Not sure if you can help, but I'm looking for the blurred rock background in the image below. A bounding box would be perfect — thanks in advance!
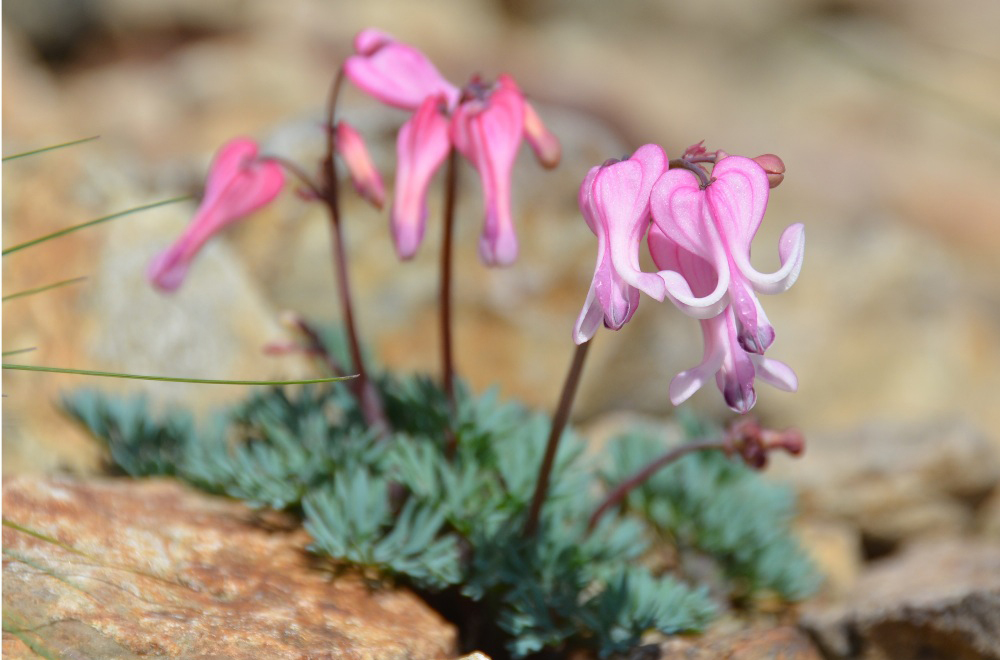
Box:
[3,0,1000,655]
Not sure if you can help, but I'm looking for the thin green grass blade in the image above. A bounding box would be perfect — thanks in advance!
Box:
[2,347,37,357]
[3,196,190,256]
[3,276,87,302]
[2,363,355,385]
[2,519,87,557]
[2,135,100,162]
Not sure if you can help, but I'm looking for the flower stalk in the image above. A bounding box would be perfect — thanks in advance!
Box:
[440,149,460,406]
[523,338,592,537]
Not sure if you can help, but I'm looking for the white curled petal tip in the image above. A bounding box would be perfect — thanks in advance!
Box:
[752,355,798,392]
[735,223,805,295]
[572,291,603,345]
[658,267,730,319]
[669,354,724,405]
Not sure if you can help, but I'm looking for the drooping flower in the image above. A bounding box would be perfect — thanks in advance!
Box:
[650,155,804,354]
[648,224,797,413]
[573,144,667,343]
[344,28,559,265]
[335,121,386,209]
[148,138,284,292]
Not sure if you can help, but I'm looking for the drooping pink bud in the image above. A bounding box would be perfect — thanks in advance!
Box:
[147,138,284,292]
[752,153,785,188]
[522,98,560,169]
[336,121,385,209]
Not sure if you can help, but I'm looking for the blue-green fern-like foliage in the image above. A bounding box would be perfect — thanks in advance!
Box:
[63,373,817,658]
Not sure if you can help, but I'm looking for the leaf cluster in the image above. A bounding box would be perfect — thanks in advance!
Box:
[63,377,816,657]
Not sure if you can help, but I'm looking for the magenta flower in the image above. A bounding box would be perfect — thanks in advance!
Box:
[148,138,284,292]
[648,224,798,413]
[344,28,559,265]
[650,156,804,353]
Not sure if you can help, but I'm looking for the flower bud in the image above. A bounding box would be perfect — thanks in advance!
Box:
[752,154,785,189]
[336,121,386,209]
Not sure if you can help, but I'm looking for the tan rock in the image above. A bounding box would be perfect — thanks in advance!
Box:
[1,476,456,659]
[801,538,1000,660]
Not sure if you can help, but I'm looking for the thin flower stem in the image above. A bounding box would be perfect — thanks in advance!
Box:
[259,155,324,199]
[523,339,592,537]
[318,68,387,433]
[440,149,459,406]
[586,437,726,533]
[668,158,713,188]
[284,313,347,377]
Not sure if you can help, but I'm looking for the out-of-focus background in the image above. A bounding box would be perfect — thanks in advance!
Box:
[3,0,1000,636]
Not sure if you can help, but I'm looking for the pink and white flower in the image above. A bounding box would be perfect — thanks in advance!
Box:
[648,224,798,413]
[650,156,804,353]
[345,28,559,265]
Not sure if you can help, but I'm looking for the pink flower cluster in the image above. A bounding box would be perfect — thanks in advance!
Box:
[344,28,560,265]
[574,144,805,413]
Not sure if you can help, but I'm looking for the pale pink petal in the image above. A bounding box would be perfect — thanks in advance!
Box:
[669,317,725,405]
[736,222,805,294]
[751,355,798,392]
[573,283,605,345]
[595,143,667,300]
[451,84,525,266]
[148,138,284,292]
[390,95,451,259]
[336,121,385,209]
[345,31,459,111]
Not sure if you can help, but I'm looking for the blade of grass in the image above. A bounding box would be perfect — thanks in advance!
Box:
[2,363,356,385]
[3,196,190,256]
[2,347,37,357]
[3,276,87,302]
[2,135,100,162]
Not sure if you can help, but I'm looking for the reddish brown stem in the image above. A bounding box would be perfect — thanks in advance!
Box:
[586,438,726,533]
[440,149,459,408]
[523,340,592,537]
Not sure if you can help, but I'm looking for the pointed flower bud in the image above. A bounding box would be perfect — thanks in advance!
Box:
[147,138,284,292]
[522,98,561,169]
[335,121,385,209]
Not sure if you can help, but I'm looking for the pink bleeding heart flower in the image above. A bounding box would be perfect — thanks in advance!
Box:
[345,29,560,265]
[147,138,284,292]
[335,121,386,209]
[572,144,668,343]
[648,224,797,413]
[650,155,804,353]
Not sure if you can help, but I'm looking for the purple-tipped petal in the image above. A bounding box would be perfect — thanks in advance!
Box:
[148,138,284,292]
[336,121,385,209]
[390,95,451,260]
[345,30,459,111]
[451,83,525,266]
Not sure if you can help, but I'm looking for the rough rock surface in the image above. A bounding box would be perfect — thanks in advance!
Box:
[658,624,822,660]
[769,418,1000,549]
[1,476,456,659]
[801,539,1000,660]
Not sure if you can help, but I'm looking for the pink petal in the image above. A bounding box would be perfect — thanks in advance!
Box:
[336,121,385,209]
[647,222,730,319]
[737,222,805,295]
[705,156,770,254]
[344,31,459,111]
[148,138,284,292]
[451,84,525,266]
[390,95,451,260]
[594,144,667,300]
[752,355,798,392]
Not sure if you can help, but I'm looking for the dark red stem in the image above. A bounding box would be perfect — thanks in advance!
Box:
[523,339,592,537]
[440,149,459,407]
